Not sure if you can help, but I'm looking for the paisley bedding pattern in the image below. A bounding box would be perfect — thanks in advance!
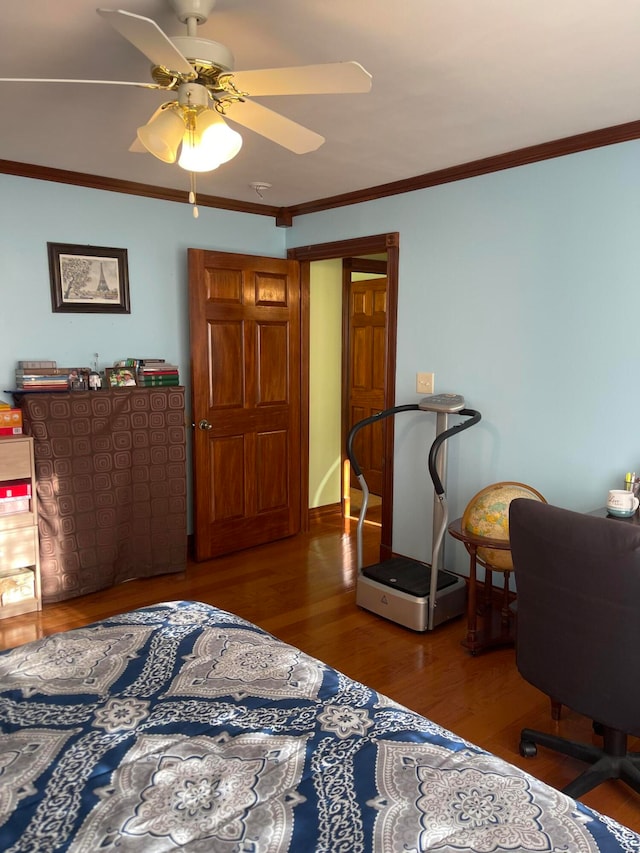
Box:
[1,600,639,852]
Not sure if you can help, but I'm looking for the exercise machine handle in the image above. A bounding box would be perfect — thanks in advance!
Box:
[428,408,482,496]
[347,404,419,476]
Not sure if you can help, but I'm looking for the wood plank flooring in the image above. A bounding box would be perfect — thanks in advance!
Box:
[2,512,639,833]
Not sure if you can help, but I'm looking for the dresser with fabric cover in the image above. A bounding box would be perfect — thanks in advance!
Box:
[19,387,187,602]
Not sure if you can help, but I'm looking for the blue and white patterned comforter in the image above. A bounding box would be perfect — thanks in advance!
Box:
[1,600,639,852]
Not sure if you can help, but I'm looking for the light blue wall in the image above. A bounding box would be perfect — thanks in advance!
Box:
[0,174,285,535]
[5,140,640,574]
[0,175,285,400]
[288,139,640,574]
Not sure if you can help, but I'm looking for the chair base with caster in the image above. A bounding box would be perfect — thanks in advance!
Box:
[519,725,640,799]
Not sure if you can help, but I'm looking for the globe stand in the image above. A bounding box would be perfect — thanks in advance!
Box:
[449,482,547,653]
[448,517,517,654]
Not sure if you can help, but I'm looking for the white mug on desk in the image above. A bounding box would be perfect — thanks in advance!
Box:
[607,489,639,517]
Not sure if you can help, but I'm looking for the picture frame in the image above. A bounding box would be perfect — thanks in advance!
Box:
[48,243,130,314]
[68,368,91,391]
[105,367,138,388]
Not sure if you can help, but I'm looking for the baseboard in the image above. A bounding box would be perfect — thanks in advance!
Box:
[308,502,342,521]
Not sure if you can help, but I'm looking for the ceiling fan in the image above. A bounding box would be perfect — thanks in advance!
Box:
[0,0,372,214]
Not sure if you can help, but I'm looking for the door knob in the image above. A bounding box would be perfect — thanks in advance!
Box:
[198,419,213,431]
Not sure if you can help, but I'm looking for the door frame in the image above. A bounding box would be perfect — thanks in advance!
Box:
[288,232,399,560]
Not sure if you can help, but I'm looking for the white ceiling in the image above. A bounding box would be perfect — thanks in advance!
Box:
[2,0,640,209]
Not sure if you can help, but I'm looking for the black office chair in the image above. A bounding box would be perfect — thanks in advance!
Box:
[509,498,640,799]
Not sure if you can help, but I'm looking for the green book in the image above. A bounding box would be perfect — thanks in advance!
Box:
[139,377,180,386]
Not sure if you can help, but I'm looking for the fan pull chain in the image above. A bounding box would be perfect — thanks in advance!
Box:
[184,107,199,218]
[189,171,199,218]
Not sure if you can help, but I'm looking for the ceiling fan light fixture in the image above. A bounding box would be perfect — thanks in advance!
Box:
[199,111,243,165]
[178,108,242,172]
[178,134,220,172]
[136,105,185,164]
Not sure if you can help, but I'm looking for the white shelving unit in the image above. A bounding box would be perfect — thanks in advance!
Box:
[0,436,41,618]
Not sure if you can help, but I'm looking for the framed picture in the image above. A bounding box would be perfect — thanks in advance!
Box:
[105,367,138,388]
[68,368,90,391]
[48,243,130,314]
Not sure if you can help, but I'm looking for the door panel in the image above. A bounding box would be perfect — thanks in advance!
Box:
[257,323,288,402]
[189,249,301,560]
[257,430,288,511]
[212,436,245,519]
[210,322,244,407]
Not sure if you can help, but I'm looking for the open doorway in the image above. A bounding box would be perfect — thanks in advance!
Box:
[288,233,399,561]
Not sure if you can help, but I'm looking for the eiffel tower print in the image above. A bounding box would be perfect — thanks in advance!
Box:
[97,262,110,296]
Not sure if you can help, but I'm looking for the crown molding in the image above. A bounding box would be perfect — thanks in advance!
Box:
[284,118,640,219]
[0,159,282,219]
[2,118,640,226]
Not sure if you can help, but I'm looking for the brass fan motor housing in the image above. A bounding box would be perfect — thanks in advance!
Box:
[151,60,226,92]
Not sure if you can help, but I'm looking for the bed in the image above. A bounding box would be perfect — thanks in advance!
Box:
[1,600,639,852]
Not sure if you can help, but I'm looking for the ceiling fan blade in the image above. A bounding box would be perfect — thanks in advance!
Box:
[0,78,162,89]
[229,61,372,97]
[97,9,194,77]
[224,100,324,154]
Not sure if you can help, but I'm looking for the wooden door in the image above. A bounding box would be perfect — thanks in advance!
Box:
[348,277,387,496]
[189,249,301,560]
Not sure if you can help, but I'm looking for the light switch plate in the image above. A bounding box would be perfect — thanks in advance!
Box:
[416,372,434,394]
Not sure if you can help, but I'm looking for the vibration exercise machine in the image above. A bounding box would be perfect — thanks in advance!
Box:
[347,393,481,632]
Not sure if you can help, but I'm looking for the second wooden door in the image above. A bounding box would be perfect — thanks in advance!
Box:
[347,277,387,496]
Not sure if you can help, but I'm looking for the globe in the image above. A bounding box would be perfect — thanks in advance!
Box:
[461,481,546,571]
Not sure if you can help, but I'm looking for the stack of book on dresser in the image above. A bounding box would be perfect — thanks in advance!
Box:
[137,359,180,387]
[15,361,86,391]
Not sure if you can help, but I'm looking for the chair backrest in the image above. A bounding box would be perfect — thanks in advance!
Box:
[509,498,640,735]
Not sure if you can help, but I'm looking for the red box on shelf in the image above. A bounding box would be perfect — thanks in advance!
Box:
[0,482,31,499]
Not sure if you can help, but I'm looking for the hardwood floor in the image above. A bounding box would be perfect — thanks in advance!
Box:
[347,485,382,524]
[2,512,639,833]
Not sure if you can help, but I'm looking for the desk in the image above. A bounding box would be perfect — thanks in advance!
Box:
[448,517,515,654]
[590,506,640,524]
